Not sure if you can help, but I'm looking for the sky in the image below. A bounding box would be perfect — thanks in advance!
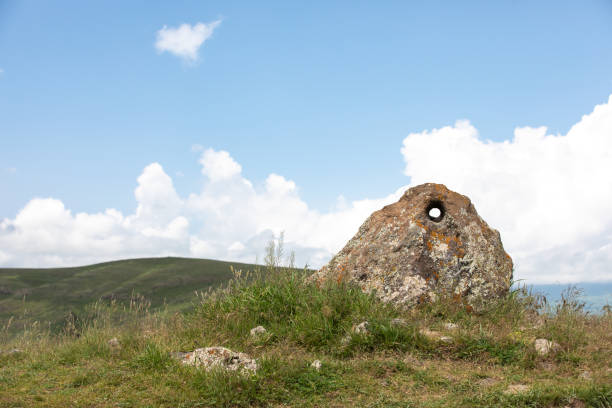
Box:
[1,1,612,283]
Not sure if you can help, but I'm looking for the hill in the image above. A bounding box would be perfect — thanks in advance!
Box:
[0,257,257,333]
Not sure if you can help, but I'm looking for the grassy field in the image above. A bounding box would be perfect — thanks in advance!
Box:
[1,262,610,407]
[0,257,257,334]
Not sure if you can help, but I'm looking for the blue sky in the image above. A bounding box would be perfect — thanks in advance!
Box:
[1,1,612,283]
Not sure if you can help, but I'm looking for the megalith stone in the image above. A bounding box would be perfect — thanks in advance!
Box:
[312,183,513,311]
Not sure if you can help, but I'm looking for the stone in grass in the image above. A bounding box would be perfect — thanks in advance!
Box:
[443,322,459,330]
[108,337,120,350]
[250,325,267,338]
[534,338,560,356]
[178,347,258,374]
[311,183,513,312]
[353,321,370,334]
[504,384,530,395]
[311,360,322,371]
[477,377,498,387]
[340,321,370,345]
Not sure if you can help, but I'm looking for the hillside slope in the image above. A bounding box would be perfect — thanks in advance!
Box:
[0,257,256,332]
[1,267,610,407]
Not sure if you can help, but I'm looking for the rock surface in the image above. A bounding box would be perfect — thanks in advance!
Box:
[504,384,530,395]
[178,346,257,374]
[443,322,459,331]
[250,326,267,338]
[352,321,370,334]
[311,183,513,311]
[534,338,560,356]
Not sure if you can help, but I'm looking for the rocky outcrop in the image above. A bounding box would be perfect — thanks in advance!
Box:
[312,183,513,311]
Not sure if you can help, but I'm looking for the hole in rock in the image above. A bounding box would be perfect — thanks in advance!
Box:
[426,201,445,222]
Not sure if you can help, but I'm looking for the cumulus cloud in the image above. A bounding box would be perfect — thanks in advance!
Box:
[401,95,612,283]
[200,148,242,181]
[1,96,612,284]
[0,152,403,269]
[155,20,221,62]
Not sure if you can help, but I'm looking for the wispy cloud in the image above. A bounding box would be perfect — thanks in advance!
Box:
[155,20,221,62]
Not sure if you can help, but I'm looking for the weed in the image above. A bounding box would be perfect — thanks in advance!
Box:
[134,342,172,371]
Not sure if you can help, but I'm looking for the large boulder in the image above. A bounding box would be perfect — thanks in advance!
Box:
[312,183,513,311]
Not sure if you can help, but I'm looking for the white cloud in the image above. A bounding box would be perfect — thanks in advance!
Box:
[400,95,612,283]
[1,96,612,284]
[155,20,221,62]
[200,148,242,181]
[0,150,403,269]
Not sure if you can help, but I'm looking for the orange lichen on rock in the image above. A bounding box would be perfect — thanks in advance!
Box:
[310,183,513,312]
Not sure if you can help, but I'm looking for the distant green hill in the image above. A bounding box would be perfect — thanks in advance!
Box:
[0,257,258,334]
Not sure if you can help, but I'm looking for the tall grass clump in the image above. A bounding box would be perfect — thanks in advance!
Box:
[188,235,418,355]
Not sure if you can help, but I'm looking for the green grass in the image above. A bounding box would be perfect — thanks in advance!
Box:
[0,257,257,335]
[1,263,611,407]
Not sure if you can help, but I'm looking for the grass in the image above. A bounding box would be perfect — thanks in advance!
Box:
[0,257,257,335]
[0,259,611,407]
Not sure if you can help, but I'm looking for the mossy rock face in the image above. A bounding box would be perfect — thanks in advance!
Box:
[312,183,513,312]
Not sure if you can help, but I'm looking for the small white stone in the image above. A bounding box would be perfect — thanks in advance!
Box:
[477,377,498,387]
[353,321,370,334]
[250,326,267,337]
[182,346,258,374]
[443,322,459,330]
[108,337,120,348]
[534,338,560,356]
[311,360,322,371]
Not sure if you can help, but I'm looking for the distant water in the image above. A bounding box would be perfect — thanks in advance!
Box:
[519,282,612,314]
